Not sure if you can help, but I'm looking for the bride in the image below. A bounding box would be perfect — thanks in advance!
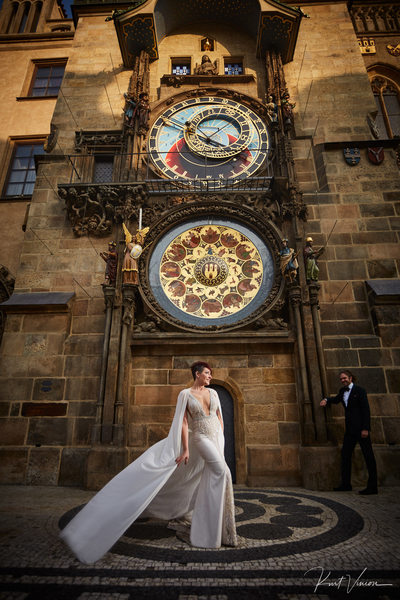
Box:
[60,361,237,563]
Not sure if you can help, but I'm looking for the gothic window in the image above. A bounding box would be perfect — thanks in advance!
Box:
[30,1,42,33]
[171,58,191,75]
[29,62,66,97]
[93,155,114,183]
[224,59,243,75]
[3,142,44,197]
[18,2,30,33]
[370,74,400,139]
[5,2,18,33]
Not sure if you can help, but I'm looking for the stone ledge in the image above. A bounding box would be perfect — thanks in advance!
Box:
[0,292,75,313]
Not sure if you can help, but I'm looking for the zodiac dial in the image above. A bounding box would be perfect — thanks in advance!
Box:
[148,97,269,185]
[148,220,275,328]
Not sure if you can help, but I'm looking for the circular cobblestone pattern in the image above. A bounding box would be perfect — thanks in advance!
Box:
[59,489,364,563]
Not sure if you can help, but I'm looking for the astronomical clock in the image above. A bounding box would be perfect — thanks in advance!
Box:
[138,91,283,333]
[148,96,269,185]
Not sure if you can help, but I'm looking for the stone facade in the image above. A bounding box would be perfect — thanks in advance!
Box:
[0,0,399,490]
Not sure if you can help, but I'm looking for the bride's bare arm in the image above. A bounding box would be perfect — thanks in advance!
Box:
[175,411,189,465]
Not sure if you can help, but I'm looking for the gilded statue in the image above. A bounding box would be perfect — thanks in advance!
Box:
[122,223,150,284]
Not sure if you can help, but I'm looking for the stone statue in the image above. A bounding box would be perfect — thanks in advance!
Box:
[123,93,136,128]
[122,223,150,285]
[304,236,324,282]
[100,241,118,286]
[194,55,218,75]
[136,92,151,135]
[266,95,278,123]
[279,238,298,283]
[281,91,296,126]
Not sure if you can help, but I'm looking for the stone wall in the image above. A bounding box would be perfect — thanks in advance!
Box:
[285,2,400,465]
[0,3,399,488]
[128,341,301,486]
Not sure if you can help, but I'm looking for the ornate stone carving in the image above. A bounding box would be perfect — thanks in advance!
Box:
[288,284,302,307]
[387,41,400,56]
[253,316,288,330]
[308,282,321,308]
[122,284,136,327]
[124,50,150,137]
[74,130,123,153]
[59,184,288,236]
[44,123,58,153]
[277,184,308,222]
[194,55,218,75]
[350,3,400,35]
[58,184,149,236]
[135,314,164,333]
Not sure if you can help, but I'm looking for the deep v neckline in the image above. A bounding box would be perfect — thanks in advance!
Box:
[189,389,212,417]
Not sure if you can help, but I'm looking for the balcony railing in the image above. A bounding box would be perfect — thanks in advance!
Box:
[60,151,273,194]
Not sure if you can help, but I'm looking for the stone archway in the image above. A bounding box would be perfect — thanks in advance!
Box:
[209,383,237,483]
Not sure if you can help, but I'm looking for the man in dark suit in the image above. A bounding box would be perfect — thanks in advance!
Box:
[320,370,378,495]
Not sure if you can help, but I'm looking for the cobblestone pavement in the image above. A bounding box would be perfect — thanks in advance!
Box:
[0,485,399,599]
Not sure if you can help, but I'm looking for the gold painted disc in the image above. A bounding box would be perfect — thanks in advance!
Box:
[159,224,263,319]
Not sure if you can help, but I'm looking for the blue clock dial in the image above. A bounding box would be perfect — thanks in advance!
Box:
[148,97,269,185]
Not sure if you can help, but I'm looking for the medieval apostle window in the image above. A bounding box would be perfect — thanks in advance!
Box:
[29,61,66,97]
[370,74,400,139]
[3,142,44,197]
[224,58,243,75]
[171,58,191,75]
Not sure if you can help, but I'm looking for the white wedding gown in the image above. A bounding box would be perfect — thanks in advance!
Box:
[60,388,237,563]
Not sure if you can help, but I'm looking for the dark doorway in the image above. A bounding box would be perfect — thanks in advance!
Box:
[209,384,237,483]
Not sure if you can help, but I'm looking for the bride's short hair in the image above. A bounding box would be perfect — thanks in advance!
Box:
[191,361,212,380]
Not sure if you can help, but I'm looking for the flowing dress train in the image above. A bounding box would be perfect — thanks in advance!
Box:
[60,388,236,563]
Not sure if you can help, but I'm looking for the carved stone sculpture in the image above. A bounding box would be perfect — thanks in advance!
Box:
[194,55,218,75]
[100,241,118,286]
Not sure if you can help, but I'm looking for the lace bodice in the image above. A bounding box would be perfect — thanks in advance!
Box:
[186,390,221,441]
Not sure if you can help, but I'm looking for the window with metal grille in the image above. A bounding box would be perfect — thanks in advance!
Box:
[4,143,44,197]
[93,156,114,183]
[224,60,243,75]
[30,63,66,97]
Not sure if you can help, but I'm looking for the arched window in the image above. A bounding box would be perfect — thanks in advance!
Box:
[30,1,42,33]
[18,2,31,34]
[369,68,400,139]
[6,2,19,33]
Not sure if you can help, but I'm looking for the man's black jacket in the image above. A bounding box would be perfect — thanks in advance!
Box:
[326,384,371,435]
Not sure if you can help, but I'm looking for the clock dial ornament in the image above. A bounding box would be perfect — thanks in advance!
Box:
[148,97,269,185]
[147,219,276,329]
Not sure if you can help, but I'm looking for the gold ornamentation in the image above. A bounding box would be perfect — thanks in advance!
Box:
[358,38,376,54]
[387,42,400,57]
[159,225,263,320]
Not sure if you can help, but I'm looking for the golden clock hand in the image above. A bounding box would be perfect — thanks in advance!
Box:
[162,117,189,130]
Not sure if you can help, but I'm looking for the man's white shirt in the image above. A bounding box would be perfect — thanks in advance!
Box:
[343,382,353,407]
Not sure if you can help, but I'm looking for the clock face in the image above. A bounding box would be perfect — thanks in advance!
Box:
[148,97,269,186]
[148,218,275,328]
